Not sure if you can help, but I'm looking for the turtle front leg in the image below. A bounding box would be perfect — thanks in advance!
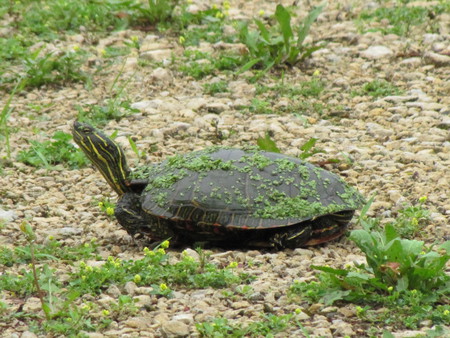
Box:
[115,193,175,242]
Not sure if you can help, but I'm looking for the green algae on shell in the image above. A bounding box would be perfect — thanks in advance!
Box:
[131,147,365,226]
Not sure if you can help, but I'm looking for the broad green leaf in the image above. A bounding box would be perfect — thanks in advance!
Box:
[254,19,270,42]
[237,58,261,74]
[359,194,375,220]
[321,289,351,305]
[396,275,409,291]
[439,240,450,253]
[384,224,399,242]
[311,265,349,276]
[346,271,372,281]
[382,330,396,338]
[275,5,293,54]
[257,132,280,153]
[300,137,317,152]
[297,5,324,46]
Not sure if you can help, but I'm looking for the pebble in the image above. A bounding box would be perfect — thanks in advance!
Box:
[360,45,393,59]
[150,67,173,85]
[0,208,18,222]
[124,281,138,296]
[23,297,41,312]
[140,49,173,62]
[424,51,450,67]
[172,313,194,324]
[160,320,190,337]
[125,317,151,329]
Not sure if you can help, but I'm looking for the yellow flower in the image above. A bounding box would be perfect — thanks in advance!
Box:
[134,274,142,283]
[387,286,393,292]
[84,243,90,248]
[48,235,54,240]
[444,310,449,316]
[160,283,168,291]
[81,304,91,311]
[131,35,139,42]
[102,309,110,316]
[294,308,302,314]
[419,196,427,203]
[157,248,166,255]
[223,1,230,10]
[215,11,224,19]
[106,207,114,216]
[228,261,238,268]
[161,240,170,249]
[73,45,80,52]
[258,10,265,16]
[179,36,185,44]
[313,69,321,76]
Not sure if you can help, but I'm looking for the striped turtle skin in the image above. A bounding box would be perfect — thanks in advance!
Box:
[73,121,365,249]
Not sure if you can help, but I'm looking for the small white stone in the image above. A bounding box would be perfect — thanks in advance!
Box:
[161,320,190,337]
[140,49,172,62]
[360,45,393,59]
[0,209,18,222]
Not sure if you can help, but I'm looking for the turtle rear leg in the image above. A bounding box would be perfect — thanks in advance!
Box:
[270,225,313,249]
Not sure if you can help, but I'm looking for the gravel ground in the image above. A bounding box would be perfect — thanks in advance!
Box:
[1,0,449,337]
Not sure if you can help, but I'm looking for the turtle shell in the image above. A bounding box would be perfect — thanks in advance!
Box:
[133,147,365,230]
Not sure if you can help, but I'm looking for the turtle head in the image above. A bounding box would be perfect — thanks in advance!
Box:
[72,121,131,195]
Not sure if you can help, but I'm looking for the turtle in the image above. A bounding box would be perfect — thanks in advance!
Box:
[72,121,365,249]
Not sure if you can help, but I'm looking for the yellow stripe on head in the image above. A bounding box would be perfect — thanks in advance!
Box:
[72,121,131,195]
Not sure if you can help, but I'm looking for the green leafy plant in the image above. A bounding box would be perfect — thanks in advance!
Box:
[203,80,229,95]
[237,4,324,76]
[15,48,90,88]
[257,132,281,153]
[17,131,88,169]
[97,198,116,218]
[69,244,251,295]
[196,313,294,337]
[298,138,325,160]
[290,198,450,330]
[134,0,177,26]
[357,4,447,36]
[351,79,403,98]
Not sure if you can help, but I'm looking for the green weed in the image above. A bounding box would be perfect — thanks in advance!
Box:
[69,244,251,296]
[17,131,88,169]
[203,80,229,95]
[237,4,324,77]
[289,198,450,330]
[196,313,294,337]
[0,77,27,159]
[97,198,116,218]
[351,79,403,98]
[14,0,130,38]
[3,48,91,89]
[257,132,281,153]
[358,4,445,36]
